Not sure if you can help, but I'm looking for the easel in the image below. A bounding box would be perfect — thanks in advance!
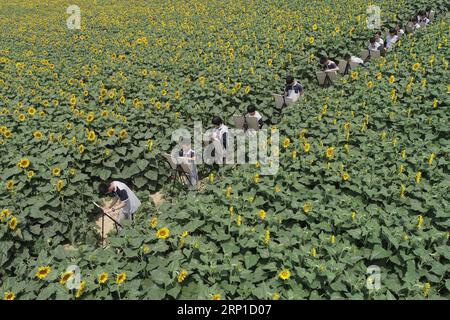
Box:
[316,71,336,88]
[234,115,260,132]
[93,202,123,248]
[163,153,193,191]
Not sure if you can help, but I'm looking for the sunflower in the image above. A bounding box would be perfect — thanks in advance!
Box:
[388,75,395,84]
[28,107,36,116]
[18,158,30,169]
[367,81,374,88]
[59,271,73,285]
[150,217,158,229]
[312,23,318,31]
[264,229,270,245]
[304,143,311,153]
[423,283,431,297]
[342,172,350,181]
[98,272,108,284]
[33,131,43,140]
[237,215,242,226]
[309,36,314,45]
[412,62,421,72]
[326,147,334,159]
[6,180,14,190]
[0,209,11,221]
[312,247,317,257]
[416,171,422,184]
[56,180,65,192]
[283,137,290,149]
[272,293,280,300]
[259,209,267,220]
[52,168,61,176]
[18,114,26,122]
[79,144,85,154]
[106,128,115,137]
[86,112,95,123]
[428,153,436,166]
[116,272,126,285]
[303,202,312,213]
[417,215,424,229]
[156,227,170,239]
[4,292,15,300]
[36,266,52,279]
[119,129,128,139]
[178,270,188,283]
[87,130,96,142]
[343,122,350,131]
[253,173,260,183]
[279,269,291,280]
[331,235,336,244]
[75,280,86,298]
[9,217,18,230]
[351,71,358,80]
[274,185,281,193]
[212,294,221,300]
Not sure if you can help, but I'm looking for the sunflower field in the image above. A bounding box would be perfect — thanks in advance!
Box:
[0,0,449,300]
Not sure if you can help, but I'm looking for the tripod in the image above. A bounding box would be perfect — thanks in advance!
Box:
[94,202,123,248]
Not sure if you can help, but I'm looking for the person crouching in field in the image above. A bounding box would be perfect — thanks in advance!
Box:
[99,180,141,231]
[179,138,198,189]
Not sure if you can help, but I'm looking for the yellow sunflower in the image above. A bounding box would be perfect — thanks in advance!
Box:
[303,202,312,213]
[6,180,14,190]
[59,271,73,285]
[33,131,43,140]
[18,158,30,169]
[116,272,126,285]
[36,266,52,280]
[52,168,61,176]
[98,272,108,284]
[259,209,267,220]
[156,227,170,239]
[9,216,18,230]
[326,147,334,159]
[279,269,291,280]
[212,294,221,300]
[178,270,188,283]
[4,292,15,300]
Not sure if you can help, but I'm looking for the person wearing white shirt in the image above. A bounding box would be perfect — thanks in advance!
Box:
[344,53,364,65]
[395,24,405,37]
[211,116,229,163]
[99,180,141,231]
[385,29,398,51]
[368,37,381,51]
[246,105,263,129]
[179,139,198,188]
[284,75,304,102]
[375,32,384,47]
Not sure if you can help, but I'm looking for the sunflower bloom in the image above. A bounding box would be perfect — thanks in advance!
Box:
[18,158,30,169]
[98,272,108,284]
[178,270,188,283]
[423,283,431,297]
[60,271,73,285]
[303,202,312,214]
[9,217,18,230]
[116,272,126,285]
[326,147,334,159]
[279,269,291,280]
[259,209,267,220]
[36,266,52,280]
[212,294,221,300]
[4,292,15,300]
[417,215,424,229]
[150,217,158,229]
[156,227,170,239]
[52,168,61,176]
[75,280,86,298]
[415,171,422,184]
[342,172,350,181]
